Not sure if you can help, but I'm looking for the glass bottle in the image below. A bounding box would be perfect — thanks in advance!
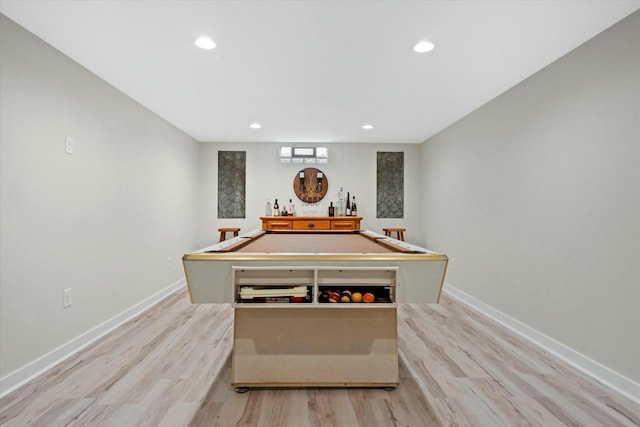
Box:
[345,192,351,216]
[337,187,345,216]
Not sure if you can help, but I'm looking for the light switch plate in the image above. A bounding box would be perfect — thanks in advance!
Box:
[65,136,73,155]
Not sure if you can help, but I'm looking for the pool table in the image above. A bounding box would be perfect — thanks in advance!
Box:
[183,229,448,304]
[182,229,448,389]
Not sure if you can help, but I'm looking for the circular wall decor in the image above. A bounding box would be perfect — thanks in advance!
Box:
[293,168,328,203]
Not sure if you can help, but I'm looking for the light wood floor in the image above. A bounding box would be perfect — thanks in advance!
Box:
[1,289,638,426]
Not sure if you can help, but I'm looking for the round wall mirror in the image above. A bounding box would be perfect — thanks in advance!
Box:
[293,168,328,203]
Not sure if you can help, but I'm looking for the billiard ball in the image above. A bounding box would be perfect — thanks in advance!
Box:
[363,292,375,303]
[319,291,330,303]
[329,292,341,303]
[351,292,363,303]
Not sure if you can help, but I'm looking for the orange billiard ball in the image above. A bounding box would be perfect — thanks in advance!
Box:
[362,292,375,303]
[351,292,363,303]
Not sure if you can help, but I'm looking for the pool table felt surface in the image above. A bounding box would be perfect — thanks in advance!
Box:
[233,232,405,254]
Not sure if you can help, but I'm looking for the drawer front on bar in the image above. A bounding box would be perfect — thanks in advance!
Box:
[292,220,331,230]
[266,220,292,230]
[331,220,357,230]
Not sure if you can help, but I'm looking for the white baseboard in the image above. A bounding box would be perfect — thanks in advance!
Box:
[443,283,640,404]
[0,279,186,398]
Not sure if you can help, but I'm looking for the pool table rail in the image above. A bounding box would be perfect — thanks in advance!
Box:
[184,229,448,261]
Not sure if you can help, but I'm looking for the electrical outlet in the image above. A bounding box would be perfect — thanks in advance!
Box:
[63,288,72,308]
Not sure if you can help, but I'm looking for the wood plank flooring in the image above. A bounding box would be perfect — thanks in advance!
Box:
[1,289,638,426]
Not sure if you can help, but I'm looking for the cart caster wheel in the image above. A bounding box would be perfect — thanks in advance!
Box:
[383,387,396,391]
[234,387,249,393]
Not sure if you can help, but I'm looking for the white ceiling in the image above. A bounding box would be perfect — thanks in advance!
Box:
[1,1,638,144]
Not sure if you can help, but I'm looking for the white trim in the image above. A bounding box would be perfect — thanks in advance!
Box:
[443,283,640,404]
[0,279,186,398]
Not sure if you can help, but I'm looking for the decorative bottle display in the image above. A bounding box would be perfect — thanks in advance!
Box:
[328,202,335,217]
[345,192,351,216]
[289,199,296,216]
[273,199,279,216]
[351,196,357,216]
[265,200,271,216]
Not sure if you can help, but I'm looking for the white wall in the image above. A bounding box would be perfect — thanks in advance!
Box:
[197,142,425,248]
[0,16,200,378]
[421,11,639,382]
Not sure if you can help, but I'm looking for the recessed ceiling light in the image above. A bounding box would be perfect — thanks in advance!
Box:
[194,37,216,50]
[413,40,435,53]
[362,124,374,130]
[250,123,261,129]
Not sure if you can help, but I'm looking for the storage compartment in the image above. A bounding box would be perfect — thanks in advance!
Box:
[231,266,399,388]
[233,268,313,306]
[316,286,394,304]
[237,285,312,304]
[317,268,397,305]
[233,308,398,387]
[233,266,397,307]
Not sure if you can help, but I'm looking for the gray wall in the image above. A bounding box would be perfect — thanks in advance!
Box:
[197,142,425,249]
[421,11,639,382]
[0,16,200,377]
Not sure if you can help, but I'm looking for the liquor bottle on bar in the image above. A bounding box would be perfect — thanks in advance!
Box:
[337,187,345,216]
[289,199,296,216]
[328,202,335,217]
[345,192,351,216]
[351,196,357,216]
[273,199,279,216]
[265,200,271,216]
